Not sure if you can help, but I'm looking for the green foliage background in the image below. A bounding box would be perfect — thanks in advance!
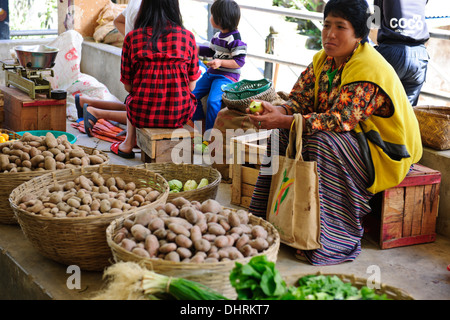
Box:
[9,0,57,38]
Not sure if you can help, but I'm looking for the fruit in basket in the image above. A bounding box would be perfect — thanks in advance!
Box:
[197,178,209,189]
[168,179,183,193]
[249,100,263,114]
[0,134,8,143]
[183,179,198,191]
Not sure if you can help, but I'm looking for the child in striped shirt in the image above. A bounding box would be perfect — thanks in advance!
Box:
[192,0,247,139]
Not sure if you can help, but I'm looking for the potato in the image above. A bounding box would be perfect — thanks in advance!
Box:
[236,209,249,224]
[125,182,136,191]
[68,148,85,159]
[131,224,151,242]
[168,223,190,237]
[105,177,116,189]
[171,197,190,208]
[165,251,180,262]
[145,190,160,202]
[184,207,199,224]
[120,239,136,252]
[164,203,178,216]
[44,156,56,170]
[214,235,230,248]
[30,155,45,168]
[100,199,111,213]
[91,172,105,186]
[228,211,241,228]
[115,177,127,190]
[144,234,159,257]
[235,234,250,250]
[66,198,81,209]
[176,247,192,259]
[208,222,226,236]
[113,232,126,244]
[45,132,58,149]
[194,239,211,252]
[159,242,177,253]
[190,225,202,242]
[54,153,66,162]
[240,244,257,257]
[153,228,167,240]
[148,217,165,231]
[78,175,92,191]
[249,237,269,252]
[251,225,268,239]
[175,234,193,248]
[200,199,222,214]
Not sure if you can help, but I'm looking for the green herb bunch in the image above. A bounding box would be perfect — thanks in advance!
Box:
[230,255,389,300]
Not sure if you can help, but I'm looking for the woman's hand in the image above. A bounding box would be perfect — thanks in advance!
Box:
[246,101,294,130]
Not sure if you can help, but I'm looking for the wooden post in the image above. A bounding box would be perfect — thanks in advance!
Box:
[264,26,279,88]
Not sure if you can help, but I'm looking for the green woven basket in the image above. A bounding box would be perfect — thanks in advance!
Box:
[221,79,272,100]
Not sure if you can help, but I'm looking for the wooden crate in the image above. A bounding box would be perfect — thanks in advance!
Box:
[230,130,271,208]
[1,86,66,132]
[136,125,194,163]
[365,164,441,249]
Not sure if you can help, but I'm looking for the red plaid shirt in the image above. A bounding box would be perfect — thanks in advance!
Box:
[121,24,201,128]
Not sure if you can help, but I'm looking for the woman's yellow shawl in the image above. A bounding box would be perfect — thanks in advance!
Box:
[312,43,422,194]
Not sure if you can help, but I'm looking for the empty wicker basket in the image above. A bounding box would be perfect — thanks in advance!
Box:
[135,162,221,202]
[0,144,109,224]
[9,165,169,271]
[106,208,280,299]
[414,105,450,151]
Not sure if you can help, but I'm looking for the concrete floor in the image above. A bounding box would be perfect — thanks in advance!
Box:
[0,120,449,300]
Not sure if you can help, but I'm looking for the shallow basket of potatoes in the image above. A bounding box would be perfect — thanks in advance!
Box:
[0,131,109,224]
[135,163,221,202]
[106,197,280,299]
[9,164,169,271]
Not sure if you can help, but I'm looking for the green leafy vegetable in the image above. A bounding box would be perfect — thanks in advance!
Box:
[168,179,183,192]
[230,256,389,300]
[230,255,287,300]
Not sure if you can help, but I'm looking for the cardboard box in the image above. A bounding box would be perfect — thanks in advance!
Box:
[1,86,66,132]
[365,164,441,249]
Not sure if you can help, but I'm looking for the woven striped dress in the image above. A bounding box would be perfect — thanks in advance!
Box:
[249,54,394,265]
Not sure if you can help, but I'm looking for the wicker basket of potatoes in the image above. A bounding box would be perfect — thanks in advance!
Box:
[9,164,169,271]
[106,197,280,298]
[0,131,109,224]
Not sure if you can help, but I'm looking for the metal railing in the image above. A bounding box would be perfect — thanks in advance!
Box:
[192,0,450,102]
[10,29,58,37]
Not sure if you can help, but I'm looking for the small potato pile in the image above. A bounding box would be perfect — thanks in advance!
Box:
[16,173,162,218]
[0,132,107,173]
[113,197,275,263]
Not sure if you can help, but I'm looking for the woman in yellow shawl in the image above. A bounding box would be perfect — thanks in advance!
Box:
[248,0,422,265]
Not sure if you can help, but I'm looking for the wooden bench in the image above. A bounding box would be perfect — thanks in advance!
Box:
[136,125,195,163]
[365,163,441,249]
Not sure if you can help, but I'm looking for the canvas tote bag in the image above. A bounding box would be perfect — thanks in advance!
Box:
[266,114,322,250]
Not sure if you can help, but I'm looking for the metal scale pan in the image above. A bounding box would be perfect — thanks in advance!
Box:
[1,45,59,99]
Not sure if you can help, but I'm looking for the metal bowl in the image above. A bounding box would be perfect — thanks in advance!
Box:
[14,45,59,69]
